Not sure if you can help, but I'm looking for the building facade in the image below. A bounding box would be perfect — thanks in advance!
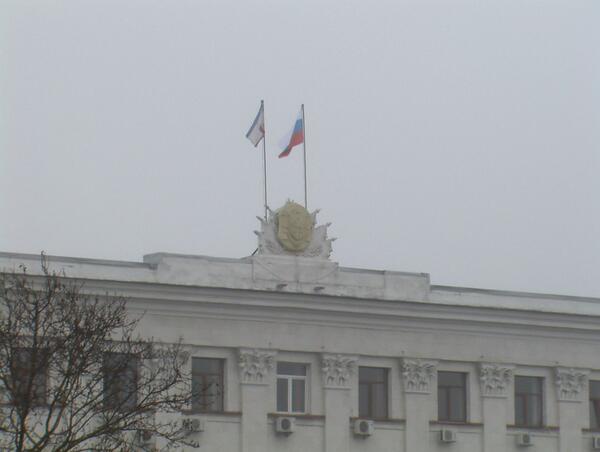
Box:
[1,204,599,452]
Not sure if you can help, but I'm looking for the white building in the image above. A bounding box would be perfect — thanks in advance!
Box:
[2,202,600,452]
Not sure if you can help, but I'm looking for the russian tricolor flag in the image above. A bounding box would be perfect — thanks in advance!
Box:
[278,108,304,158]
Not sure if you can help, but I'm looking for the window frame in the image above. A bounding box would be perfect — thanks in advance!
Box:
[590,380,600,430]
[102,352,139,411]
[191,357,225,413]
[276,362,308,414]
[358,366,389,419]
[514,375,544,428]
[437,371,468,423]
[10,347,48,408]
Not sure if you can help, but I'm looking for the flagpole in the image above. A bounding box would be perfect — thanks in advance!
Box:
[301,104,307,209]
[261,100,268,220]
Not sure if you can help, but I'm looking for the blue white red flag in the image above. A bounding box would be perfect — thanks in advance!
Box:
[246,101,265,147]
[278,108,304,158]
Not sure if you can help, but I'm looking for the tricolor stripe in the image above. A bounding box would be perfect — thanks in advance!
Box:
[278,108,304,158]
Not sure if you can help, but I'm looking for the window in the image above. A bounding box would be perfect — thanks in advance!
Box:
[276,363,307,413]
[191,358,224,412]
[359,367,388,418]
[514,376,544,427]
[437,371,467,422]
[590,381,600,429]
[103,353,139,410]
[11,348,48,407]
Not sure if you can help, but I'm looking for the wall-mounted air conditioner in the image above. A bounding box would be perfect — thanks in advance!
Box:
[353,419,374,437]
[593,436,600,450]
[275,416,296,434]
[182,417,205,433]
[516,432,533,447]
[440,428,457,443]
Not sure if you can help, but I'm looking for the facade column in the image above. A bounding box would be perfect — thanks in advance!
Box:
[555,367,589,452]
[238,348,277,452]
[479,363,514,452]
[401,358,437,452]
[321,354,358,452]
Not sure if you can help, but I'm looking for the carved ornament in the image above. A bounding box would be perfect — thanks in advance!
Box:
[321,354,357,389]
[479,363,514,397]
[401,359,437,394]
[238,348,276,385]
[555,367,589,402]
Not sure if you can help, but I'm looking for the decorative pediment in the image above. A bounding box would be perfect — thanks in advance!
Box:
[555,367,589,402]
[238,348,276,385]
[479,363,514,398]
[401,359,437,394]
[321,354,357,389]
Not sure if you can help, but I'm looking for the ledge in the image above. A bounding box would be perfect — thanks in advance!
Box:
[180,410,241,417]
[350,417,405,424]
[582,428,600,433]
[430,420,483,427]
[268,412,325,420]
[507,424,559,432]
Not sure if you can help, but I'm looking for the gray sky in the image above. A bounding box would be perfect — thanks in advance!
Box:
[1,0,599,297]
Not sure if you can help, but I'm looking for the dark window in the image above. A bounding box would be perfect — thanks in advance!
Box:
[438,371,467,422]
[11,348,48,407]
[359,367,388,418]
[192,358,224,412]
[276,362,307,413]
[514,376,544,427]
[590,381,600,429]
[103,353,139,410]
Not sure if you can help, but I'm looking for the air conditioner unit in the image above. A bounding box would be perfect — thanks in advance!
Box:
[275,416,295,434]
[353,419,374,437]
[137,429,154,446]
[182,417,205,433]
[440,428,457,443]
[516,432,533,447]
[592,436,600,450]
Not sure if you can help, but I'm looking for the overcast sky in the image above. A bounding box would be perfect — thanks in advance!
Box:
[1,0,599,297]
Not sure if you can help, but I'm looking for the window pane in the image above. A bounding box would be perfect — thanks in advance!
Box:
[372,382,388,418]
[527,395,542,426]
[103,353,138,410]
[515,376,542,395]
[515,376,544,427]
[591,400,600,430]
[359,383,369,417]
[11,348,48,407]
[438,387,449,420]
[449,387,466,421]
[277,378,288,412]
[277,363,306,376]
[438,371,464,388]
[515,396,525,426]
[359,367,386,383]
[591,381,600,398]
[291,379,305,413]
[191,358,223,412]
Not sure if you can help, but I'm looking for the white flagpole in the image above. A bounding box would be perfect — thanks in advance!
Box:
[261,100,268,220]
[301,104,307,209]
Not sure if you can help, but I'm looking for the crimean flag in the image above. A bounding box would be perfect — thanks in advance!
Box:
[278,108,304,158]
[246,101,265,147]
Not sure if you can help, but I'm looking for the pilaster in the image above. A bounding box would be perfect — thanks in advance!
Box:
[479,363,514,452]
[238,348,276,452]
[401,358,437,452]
[555,367,589,452]
[321,353,357,452]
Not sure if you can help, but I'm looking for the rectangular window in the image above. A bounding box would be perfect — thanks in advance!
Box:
[359,367,388,419]
[437,371,467,422]
[514,376,544,427]
[590,381,600,429]
[192,358,224,412]
[11,348,48,407]
[276,362,307,413]
[103,353,139,410]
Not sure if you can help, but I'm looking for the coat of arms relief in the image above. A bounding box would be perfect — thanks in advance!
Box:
[255,201,335,259]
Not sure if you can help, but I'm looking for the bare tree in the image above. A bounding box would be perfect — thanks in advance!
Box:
[0,255,198,451]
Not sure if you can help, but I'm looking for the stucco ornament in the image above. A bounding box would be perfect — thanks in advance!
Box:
[479,363,514,397]
[555,367,589,402]
[321,354,358,388]
[255,201,335,259]
[238,348,276,384]
[401,359,437,394]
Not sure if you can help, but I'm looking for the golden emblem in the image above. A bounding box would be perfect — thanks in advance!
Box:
[276,201,313,252]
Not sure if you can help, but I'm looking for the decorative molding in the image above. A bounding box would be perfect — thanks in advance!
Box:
[321,354,357,389]
[238,348,276,385]
[255,203,335,259]
[555,367,589,402]
[479,363,514,398]
[401,359,437,394]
